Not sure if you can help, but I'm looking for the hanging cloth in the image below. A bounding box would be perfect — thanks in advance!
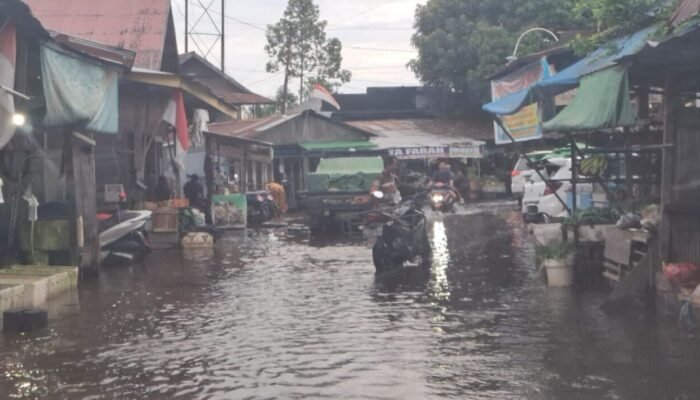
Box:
[40,42,119,134]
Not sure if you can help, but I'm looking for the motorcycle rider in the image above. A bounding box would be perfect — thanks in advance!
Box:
[370,156,401,205]
[429,161,458,204]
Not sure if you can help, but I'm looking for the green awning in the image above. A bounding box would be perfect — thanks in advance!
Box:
[543,66,637,132]
[300,141,377,152]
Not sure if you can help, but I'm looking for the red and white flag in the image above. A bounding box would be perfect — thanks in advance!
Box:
[310,84,341,110]
[0,21,16,150]
[162,89,189,169]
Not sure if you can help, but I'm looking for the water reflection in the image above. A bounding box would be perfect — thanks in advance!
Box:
[2,208,700,399]
[430,221,450,302]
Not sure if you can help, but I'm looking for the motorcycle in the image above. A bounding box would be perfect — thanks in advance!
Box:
[98,210,152,265]
[430,182,456,213]
[246,191,277,225]
[367,191,432,273]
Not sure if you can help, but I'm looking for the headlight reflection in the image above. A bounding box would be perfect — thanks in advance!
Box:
[430,221,450,301]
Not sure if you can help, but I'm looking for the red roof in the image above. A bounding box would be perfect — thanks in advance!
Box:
[24,0,171,70]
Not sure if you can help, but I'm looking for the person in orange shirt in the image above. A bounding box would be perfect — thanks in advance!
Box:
[266,181,288,220]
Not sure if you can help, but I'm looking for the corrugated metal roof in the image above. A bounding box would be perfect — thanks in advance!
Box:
[669,0,700,27]
[24,0,171,70]
[208,115,289,139]
[180,53,274,106]
[50,31,135,69]
[345,119,487,149]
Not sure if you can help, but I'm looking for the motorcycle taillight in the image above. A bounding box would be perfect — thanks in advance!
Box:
[366,213,383,223]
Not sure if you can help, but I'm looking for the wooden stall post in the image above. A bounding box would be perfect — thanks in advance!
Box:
[67,130,100,276]
[659,75,680,262]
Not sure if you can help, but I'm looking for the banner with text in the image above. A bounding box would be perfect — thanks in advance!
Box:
[388,145,483,160]
[491,57,551,145]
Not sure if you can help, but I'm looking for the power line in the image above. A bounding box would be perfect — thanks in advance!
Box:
[187,0,267,31]
[328,0,400,27]
[246,70,285,86]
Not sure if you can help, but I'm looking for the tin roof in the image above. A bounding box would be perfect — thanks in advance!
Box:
[346,118,493,142]
[208,115,297,139]
[179,53,274,106]
[24,0,171,70]
[50,31,135,69]
[668,0,700,27]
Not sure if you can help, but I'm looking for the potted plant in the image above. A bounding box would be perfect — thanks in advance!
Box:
[540,240,575,287]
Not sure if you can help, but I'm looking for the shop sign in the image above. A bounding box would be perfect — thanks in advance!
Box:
[491,57,551,144]
[449,145,484,159]
[389,147,448,160]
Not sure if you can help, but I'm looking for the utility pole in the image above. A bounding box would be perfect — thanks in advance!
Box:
[221,0,225,72]
[183,0,226,71]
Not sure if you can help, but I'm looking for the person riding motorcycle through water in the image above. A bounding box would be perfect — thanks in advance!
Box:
[429,161,459,204]
[370,156,401,205]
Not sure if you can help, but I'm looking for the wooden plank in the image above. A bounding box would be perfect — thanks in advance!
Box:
[604,229,633,265]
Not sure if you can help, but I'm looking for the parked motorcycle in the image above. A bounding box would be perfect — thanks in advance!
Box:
[430,182,456,213]
[367,191,432,273]
[98,210,151,265]
[246,191,277,225]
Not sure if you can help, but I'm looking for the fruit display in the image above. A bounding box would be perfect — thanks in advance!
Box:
[579,155,609,177]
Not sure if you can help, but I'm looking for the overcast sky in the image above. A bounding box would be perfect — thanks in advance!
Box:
[170,0,426,98]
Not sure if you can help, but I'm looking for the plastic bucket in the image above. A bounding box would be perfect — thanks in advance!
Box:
[544,259,575,287]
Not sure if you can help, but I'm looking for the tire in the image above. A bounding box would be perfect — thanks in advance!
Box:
[373,238,399,273]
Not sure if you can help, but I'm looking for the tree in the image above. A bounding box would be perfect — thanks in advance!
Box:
[409,0,582,100]
[409,0,668,101]
[265,0,350,112]
[571,0,670,54]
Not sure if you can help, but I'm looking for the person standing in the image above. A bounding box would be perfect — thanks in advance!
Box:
[154,175,173,202]
[370,156,401,204]
[266,181,288,220]
[184,174,205,210]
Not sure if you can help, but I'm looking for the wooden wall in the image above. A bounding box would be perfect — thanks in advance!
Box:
[255,114,368,145]
[665,107,700,263]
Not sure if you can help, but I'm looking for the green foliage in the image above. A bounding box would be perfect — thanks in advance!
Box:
[410,0,673,100]
[570,0,670,54]
[265,0,350,111]
[539,240,572,260]
[562,207,621,227]
[410,0,586,100]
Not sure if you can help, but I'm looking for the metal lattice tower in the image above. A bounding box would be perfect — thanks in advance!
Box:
[184,0,226,71]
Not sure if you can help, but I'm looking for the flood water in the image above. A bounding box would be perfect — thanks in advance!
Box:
[2,202,700,399]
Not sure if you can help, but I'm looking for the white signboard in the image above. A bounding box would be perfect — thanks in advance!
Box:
[388,146,483,160]
[104,184,124,203]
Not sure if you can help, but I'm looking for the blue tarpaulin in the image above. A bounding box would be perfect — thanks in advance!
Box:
[41,43,119,134]
[483,26,657,116]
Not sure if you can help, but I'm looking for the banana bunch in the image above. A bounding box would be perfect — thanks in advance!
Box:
[579,155,608,177]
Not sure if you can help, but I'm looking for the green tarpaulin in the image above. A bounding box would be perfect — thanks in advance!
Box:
[543,66,637,132]
[307,157,384,193]
[300,141,377,152]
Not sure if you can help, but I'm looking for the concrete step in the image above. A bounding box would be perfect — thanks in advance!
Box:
[0,266,78,331]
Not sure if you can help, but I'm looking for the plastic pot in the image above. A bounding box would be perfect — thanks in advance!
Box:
[543,258,575,287]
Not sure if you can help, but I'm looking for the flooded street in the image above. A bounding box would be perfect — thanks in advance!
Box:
[2,203,700,399]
